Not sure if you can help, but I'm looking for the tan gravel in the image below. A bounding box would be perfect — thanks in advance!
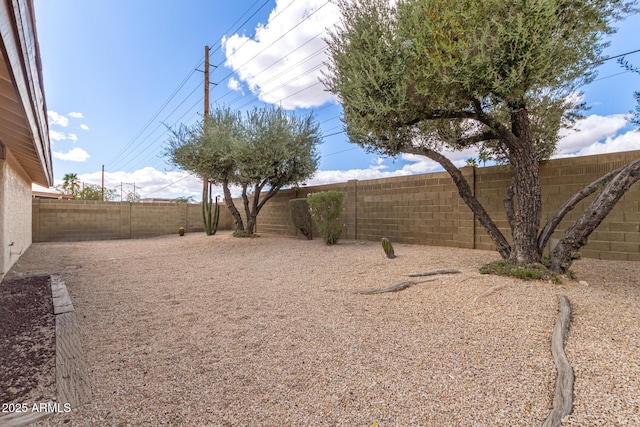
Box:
[6,231,640,426]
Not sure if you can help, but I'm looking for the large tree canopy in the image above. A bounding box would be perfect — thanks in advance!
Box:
[325,0,639,272]
[167,105,321,235]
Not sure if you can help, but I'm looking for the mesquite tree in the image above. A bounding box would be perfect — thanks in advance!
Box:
[167,106,320,235]
[324,0,639,273]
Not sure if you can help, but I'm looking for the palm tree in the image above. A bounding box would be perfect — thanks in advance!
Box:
[62,173,80,196]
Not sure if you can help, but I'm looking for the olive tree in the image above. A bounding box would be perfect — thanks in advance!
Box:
[324,0,639,273]
[167,105,320,235]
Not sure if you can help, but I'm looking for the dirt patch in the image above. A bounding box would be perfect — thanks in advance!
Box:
[0,275,56,404]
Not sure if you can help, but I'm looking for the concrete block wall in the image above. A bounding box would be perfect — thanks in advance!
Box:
[32,200,234,242]
[356,171,475,248]
[472,166,512,251]
[250,150,640,261]
[31,150,640,261]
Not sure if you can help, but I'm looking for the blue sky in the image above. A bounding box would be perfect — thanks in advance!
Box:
[34,0,640,201]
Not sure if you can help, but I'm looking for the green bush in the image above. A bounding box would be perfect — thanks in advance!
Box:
[479,260,562,283]
[307,191,344,245]
[289,198,313,240]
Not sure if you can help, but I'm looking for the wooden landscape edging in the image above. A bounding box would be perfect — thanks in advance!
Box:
[50,275,92,409]
[0,276,91,427]
[543,295,574,427]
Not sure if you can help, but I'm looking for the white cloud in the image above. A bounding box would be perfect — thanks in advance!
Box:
[75,167,214,201]
[47,110,68,127]
[228,77,241,91]
[68,133,78,142]
[49,130,66,141]
[80,124,89,130]
[557,129,640,158]
[68,112,84,119]
[308,167,410,186]
[223,0,340,109]
[400,146,480,173]
[53,147,90,162]
[556,114,629,156]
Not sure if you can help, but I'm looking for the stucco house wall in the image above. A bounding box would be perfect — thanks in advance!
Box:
[0,149,33,275]
[0,0,53,278]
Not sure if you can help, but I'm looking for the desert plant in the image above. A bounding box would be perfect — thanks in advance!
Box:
[289,198,313,240]
[211,197,220,235]
[480,260,562,283]
[381,237,395,259]
[202,191,220,236]
[307,191,344,245]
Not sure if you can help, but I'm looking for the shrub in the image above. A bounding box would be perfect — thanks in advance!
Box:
[307,191,344,245]
[479,260,562,283]
[289,198,313,240]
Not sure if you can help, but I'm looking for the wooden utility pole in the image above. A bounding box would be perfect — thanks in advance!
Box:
[101,164,105,201]
[204,45,210,118]
[203,45,210,206]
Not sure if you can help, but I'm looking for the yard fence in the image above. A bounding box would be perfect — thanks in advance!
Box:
[32,150,640,261]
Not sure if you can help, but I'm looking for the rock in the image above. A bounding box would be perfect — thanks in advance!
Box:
[579,280,589,287]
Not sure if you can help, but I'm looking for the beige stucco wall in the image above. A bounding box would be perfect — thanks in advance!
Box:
[0,147,33,277]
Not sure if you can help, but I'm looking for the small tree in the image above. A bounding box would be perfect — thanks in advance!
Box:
[325,0,639,273]
[167,105,321,235]
[58,175,116,201]
[77,183,116,201]
[61,173,80,196]
[307,191,344,245]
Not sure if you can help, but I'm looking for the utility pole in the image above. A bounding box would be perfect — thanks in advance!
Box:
[203,45,210,207]
[101,164,105,201]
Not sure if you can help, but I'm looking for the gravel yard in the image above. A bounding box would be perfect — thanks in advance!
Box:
[3,231,639,426]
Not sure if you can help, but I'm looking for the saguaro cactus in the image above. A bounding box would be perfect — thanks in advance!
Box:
[211,196,220,235]
[203,183,220,236]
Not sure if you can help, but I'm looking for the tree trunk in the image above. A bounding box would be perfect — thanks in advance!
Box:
[504,175,516,236]
[507,107,542,264]
[237,181,282,235]
[222,179,244,231]
[405,146,511,259]
[550,158,640,273]
[538,166,622,254]
[241,183,251,233]
[246,215,257,235]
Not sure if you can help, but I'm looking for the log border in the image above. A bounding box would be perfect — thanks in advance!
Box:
[543,295,574,427]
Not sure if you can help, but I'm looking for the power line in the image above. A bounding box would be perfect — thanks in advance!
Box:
[212,1,331,87]
[113,84,203,171]
[106,67,201,170]
[114,2,340,173]
[106,0,276,172]
[143,173,196,197]
[595,48,640,65]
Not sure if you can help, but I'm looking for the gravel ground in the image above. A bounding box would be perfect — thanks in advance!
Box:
[4,231,640,426]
